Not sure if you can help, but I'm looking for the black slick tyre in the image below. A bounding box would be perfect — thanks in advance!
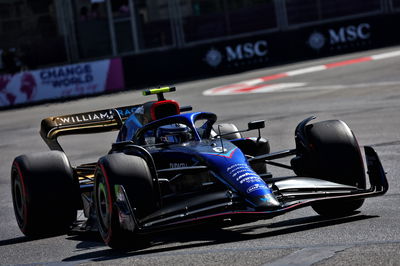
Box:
[216,123,242,140]
[292,120,366,217]
[95,153,157,249]
[11,151,78,237]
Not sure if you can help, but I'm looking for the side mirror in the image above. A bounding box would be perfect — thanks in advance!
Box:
[179,105,193,112]
[248,120,265,131]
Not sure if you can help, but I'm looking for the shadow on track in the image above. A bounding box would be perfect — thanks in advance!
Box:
[0,236,34,246]
[0,231,74,246]
[62,213,378,263]
[0,231,78,247]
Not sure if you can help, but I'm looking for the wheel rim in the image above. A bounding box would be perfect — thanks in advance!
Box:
[96,174,111,234]
[12,169,26,229]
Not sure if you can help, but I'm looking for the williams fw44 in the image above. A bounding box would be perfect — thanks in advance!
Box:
[11,87,388,249]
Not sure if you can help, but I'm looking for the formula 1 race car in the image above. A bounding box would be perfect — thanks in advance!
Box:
[11,87,388,249]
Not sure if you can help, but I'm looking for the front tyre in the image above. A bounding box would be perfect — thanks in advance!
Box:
[291,120,366,217]
[95,154,156,249]
[11,151,78,237]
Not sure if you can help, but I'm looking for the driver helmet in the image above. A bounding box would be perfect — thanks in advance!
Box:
[156,124,192,144]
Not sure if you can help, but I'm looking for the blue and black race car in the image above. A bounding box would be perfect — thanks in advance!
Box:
[11,87,388,249]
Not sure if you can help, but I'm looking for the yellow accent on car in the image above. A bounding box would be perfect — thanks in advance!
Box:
[143,86,176,96]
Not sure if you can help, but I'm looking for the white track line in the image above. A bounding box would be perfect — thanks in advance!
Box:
[204,49,400,95]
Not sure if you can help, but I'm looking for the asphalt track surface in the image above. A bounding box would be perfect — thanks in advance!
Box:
[1,46,400,265]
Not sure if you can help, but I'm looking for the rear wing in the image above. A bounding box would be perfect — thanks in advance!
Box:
[40,104,141,151]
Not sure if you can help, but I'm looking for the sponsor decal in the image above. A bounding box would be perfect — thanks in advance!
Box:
[227,163,248,174]
[231,168,251,178]
[308,23,371,51]
[117,106,138,117]
[205,40,268,68]
[246,183,268,194]
[0,58,124,107]
[329,23,370,45]
[239,176,262,184]
[205,48,222,68]
[0,75,15,106]
[236,172,262,184]
[226,40,268,62]
[0,73,37,106]
[55,106,139,126]
[202,147,237,158]
[308,32,325,51]
[55,111,113,125]
[226,163,262,184]
[169,163,188,168]
[40,64,93,88]
[236,172,255,181]
[212,146,228,153]
[134,106,144,115]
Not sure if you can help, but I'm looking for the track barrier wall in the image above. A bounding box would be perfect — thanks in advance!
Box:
[1,14,400,109]
[0,58,124,108]
[122,14,400,88]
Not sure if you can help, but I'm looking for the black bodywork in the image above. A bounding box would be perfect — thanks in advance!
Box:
[12,88,388,248]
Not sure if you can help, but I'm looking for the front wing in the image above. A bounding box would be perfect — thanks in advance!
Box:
[111,146,388,232]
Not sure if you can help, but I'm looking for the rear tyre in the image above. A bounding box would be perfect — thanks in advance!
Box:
[11,151,78,237]
[216,123,242,140]
[95,153,157,249]
[216,124,270,175]
[291,120,366,217]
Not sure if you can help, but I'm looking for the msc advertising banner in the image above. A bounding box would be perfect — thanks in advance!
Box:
[0,58,124,107]
[122,14,400,88]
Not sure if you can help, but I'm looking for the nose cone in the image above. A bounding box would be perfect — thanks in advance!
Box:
[253,193,281,209]
[245,183,281,209]
[198,141,281,210]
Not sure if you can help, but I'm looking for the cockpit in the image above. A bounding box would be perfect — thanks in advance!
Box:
[133,112,217,146]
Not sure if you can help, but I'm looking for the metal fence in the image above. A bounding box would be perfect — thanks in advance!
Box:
[285,0,384,27]
[392,0,400,9]
[0,0,399,71]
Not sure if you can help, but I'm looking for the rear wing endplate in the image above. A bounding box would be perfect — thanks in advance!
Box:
[40,104,141,151]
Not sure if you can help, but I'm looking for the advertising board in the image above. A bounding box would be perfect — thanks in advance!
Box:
[0,58,124,107]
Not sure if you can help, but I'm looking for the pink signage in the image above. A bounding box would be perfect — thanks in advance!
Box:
[0,58,125,107]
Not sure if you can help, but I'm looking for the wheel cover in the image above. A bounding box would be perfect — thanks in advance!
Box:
[96,175,111,234]
[11,168,27,229]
